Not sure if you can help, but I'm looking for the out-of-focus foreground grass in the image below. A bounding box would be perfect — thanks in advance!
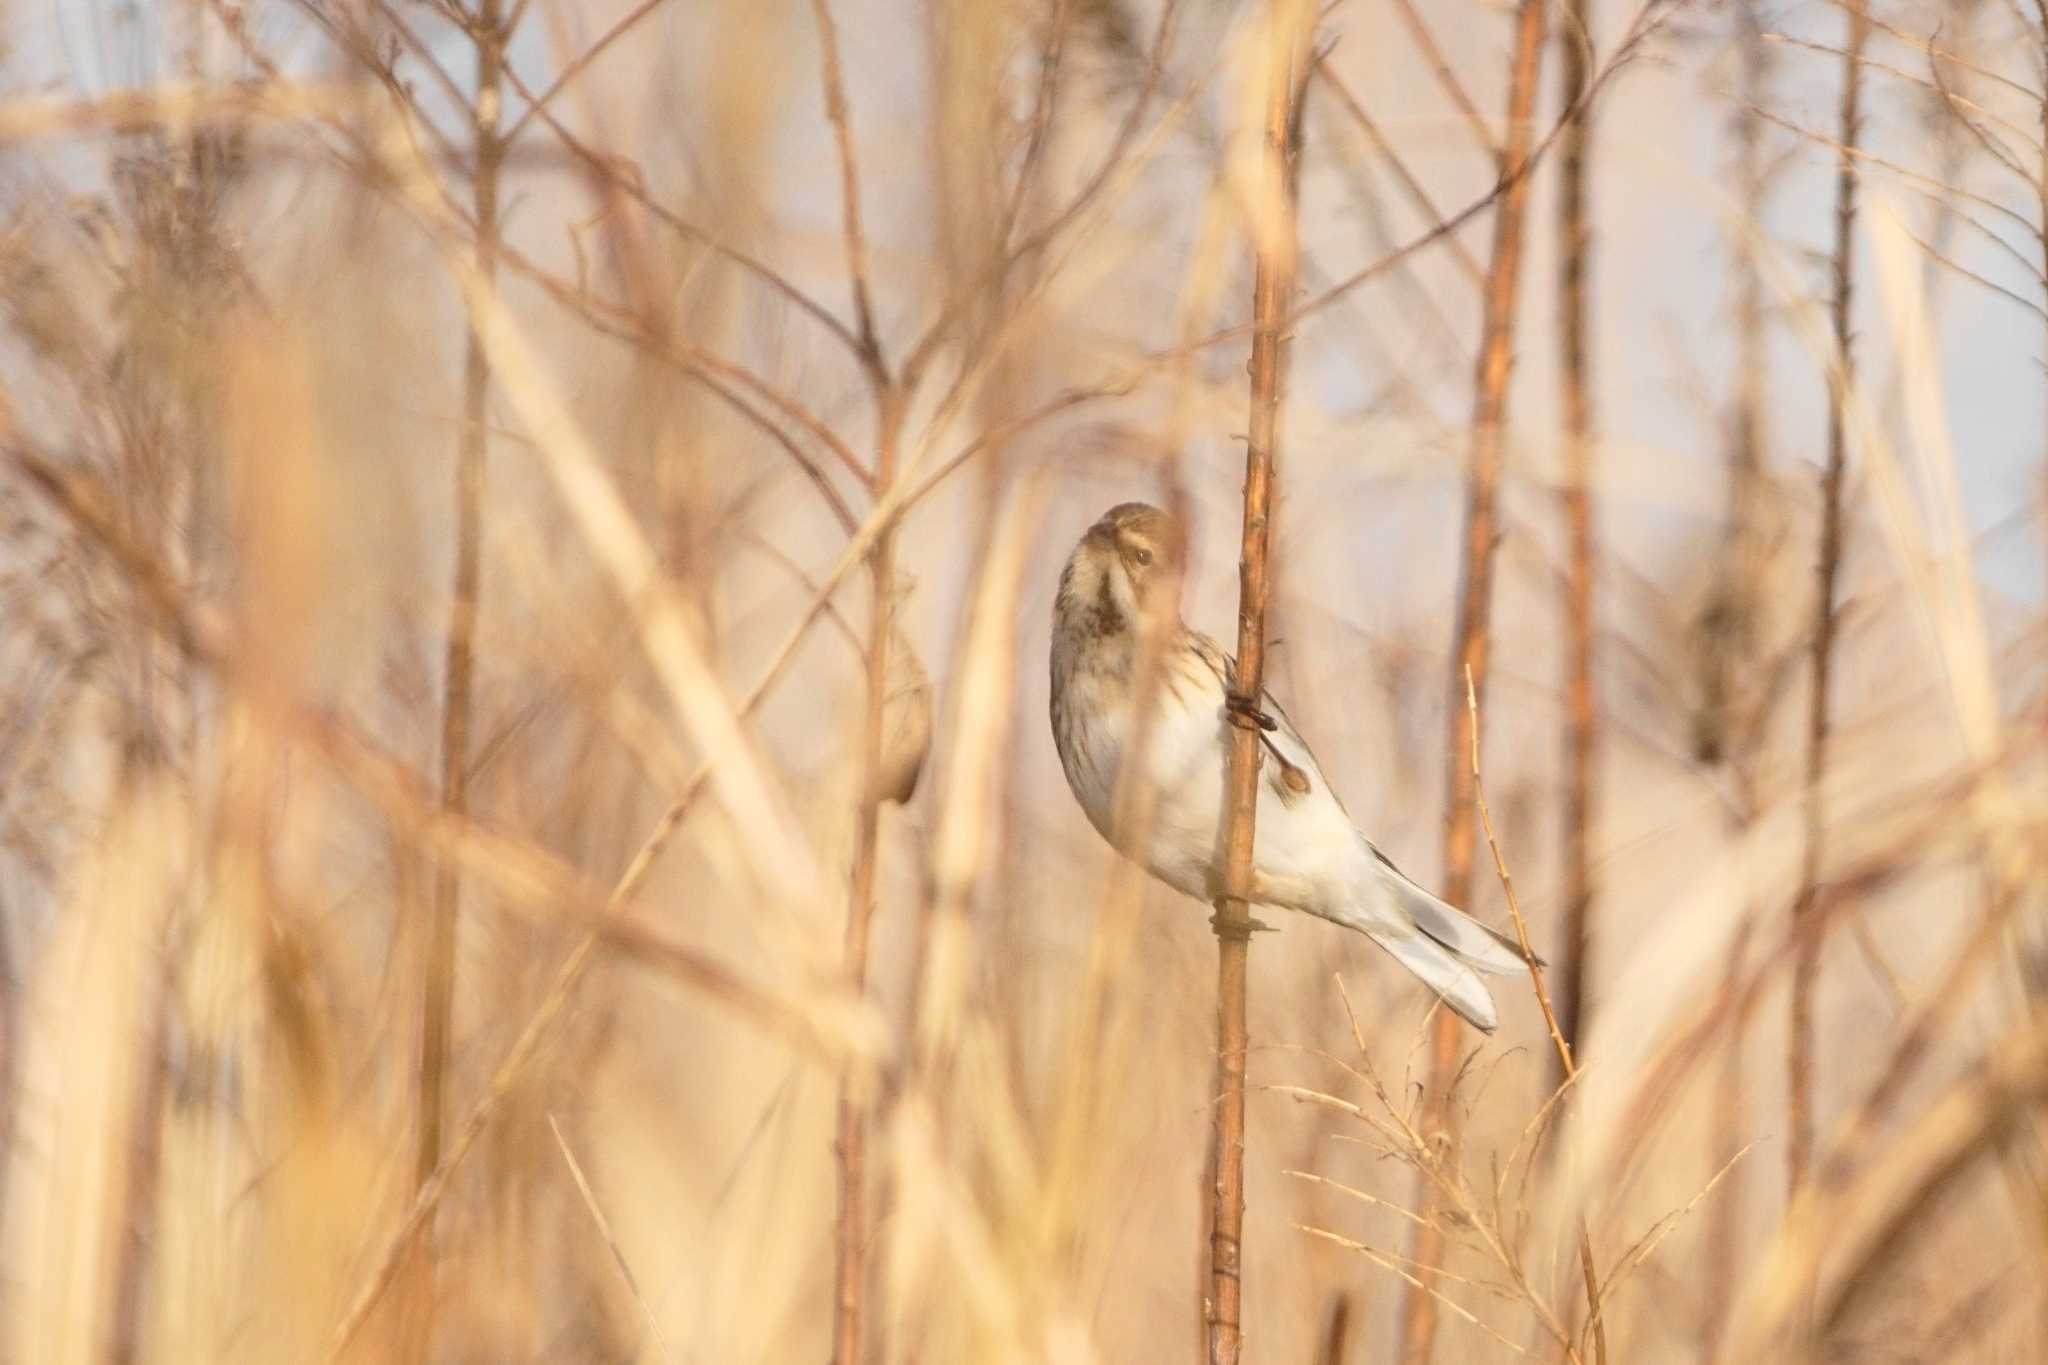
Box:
[1,1,2046,1361]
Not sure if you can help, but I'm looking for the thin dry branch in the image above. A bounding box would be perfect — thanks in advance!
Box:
[1555,0,1599,1068]
[806,8,905,1358]
[1759,32,2044,159]
[1553,7,1607,1350]
[417,0,506,1227]
[1176,0,1677,363]
[811,0,886,383]
[1389,0,1502,157]
[898,0,1185,390]
[1898,219,2048,320]
[1314,63,1486,285]
[1788,0,1868,1198]
[1296,1227,1532,1359]
[1749,103,2040,241]
[1820,0,2043,102]
[502,0,668,143]
[490,56,868,363]
[1464,672,1606,1363]
[1207,5,1308,1361]
[1403,3,1550,1361]
[1000,0,1077,247]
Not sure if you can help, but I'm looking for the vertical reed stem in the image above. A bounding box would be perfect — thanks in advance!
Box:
[831,397,898,1365]
[1554,0,1597,1073]
[812,2,895,1358]
[1207,4,1306,1360]
[417,0,506,1309]
[1789,0,1867,1198]
[1402,3,1548,1361]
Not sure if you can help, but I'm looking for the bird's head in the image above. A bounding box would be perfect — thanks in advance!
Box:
[1059,501,1187,637]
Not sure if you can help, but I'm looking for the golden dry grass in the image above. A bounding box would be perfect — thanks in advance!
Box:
[2,1,2047,1362]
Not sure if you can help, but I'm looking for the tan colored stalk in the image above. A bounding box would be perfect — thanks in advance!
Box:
[830,396,898,1365]
[1554,0,1597,1068]
[1207,5,1307,1361]
[415,4,505,1352]
[1465,673,1605,1363]
[1401,3,1549,1362]
[1554,7,1606,1345]
[810,3,897,1361]
[1788,0,1868,1197]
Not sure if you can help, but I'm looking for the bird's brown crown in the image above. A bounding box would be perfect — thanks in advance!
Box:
[1087,501,1185,573]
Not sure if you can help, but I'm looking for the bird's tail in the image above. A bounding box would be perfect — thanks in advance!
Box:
[1319,840,1532,1034]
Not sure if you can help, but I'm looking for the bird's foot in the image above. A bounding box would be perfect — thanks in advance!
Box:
[1209,909,1276,939]
[1224,692,1278,732]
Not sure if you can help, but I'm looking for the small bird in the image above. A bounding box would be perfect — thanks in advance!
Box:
[1049,502,1527,1032]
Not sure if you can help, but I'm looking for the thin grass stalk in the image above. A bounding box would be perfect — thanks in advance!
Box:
[1207,5,1307,1361]
[831,395,899,1365]
[812,3,896,1359]
[1554,0,1597,1072]
[1788,0,1867,1197]
[415,4,505,1347]
[1555,6,1606,1346]
[1402,3,1549,1361]
[1465,671,1601,1363]
[106,942,171,1365]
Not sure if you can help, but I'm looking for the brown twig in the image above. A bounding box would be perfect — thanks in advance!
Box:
[549,1115,678,1365]
[1402,4,1550,1363]
[809,3,901,1357]
[1554,4,1605,1349]
[1207,5,1308,1362]
[418,0,505,1206]
[488,51,871,366]
[480,228,874,497]
[811,0,886,386]
[1389,0,1502,158]
[1464,671,1606,1363]
[897,0,1185,391]
[1171,0,1676,366]
[501,0,668,144]
[1788,0,1867,1199]
[1554,0,1599,1077]
[1314,62,1486,286]
[829,397,901,1365]
[1000,0,1076,249]
[412,14,505,1356]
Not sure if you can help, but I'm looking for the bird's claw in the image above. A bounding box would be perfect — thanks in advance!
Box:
[1209,909,1276,938]
[1224,693,1278,732]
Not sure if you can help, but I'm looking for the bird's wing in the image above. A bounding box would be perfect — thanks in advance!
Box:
[1184,631,1341,812]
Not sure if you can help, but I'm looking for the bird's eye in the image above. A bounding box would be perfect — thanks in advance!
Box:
[1132,547,1153,567]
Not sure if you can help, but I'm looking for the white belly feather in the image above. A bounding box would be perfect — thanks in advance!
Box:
[1052,636,1364,914]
